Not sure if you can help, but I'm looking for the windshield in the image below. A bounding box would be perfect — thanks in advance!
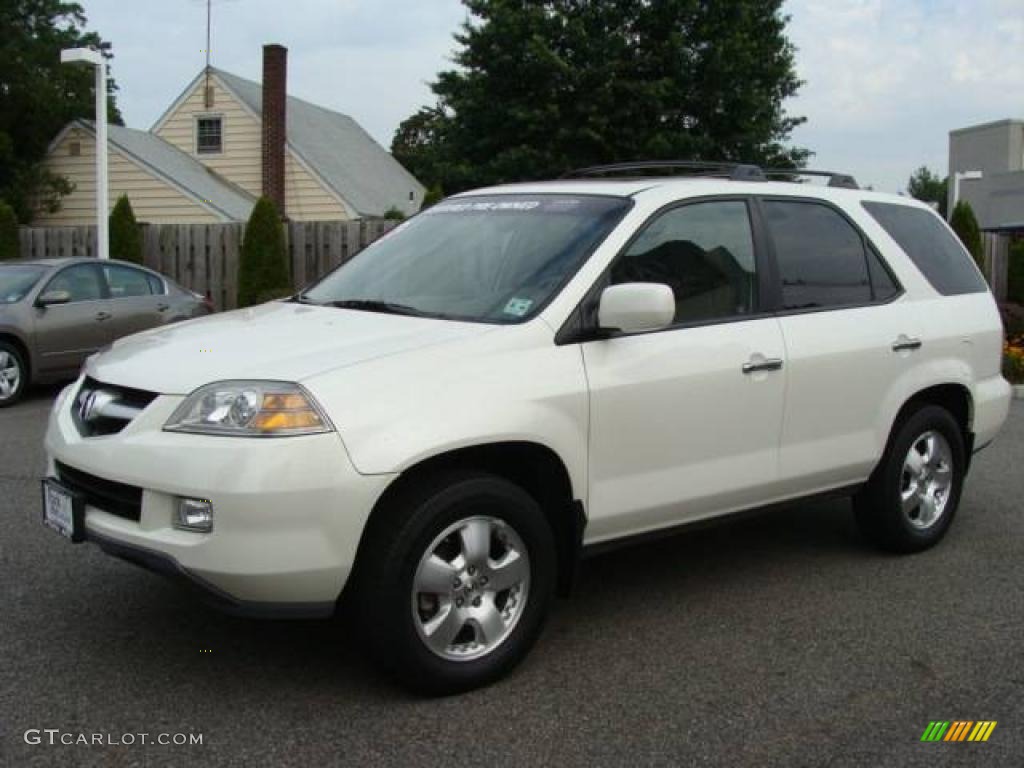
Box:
[302,194,631,323]
[0,265,46,304]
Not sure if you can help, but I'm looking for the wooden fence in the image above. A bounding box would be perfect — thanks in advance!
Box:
[18,219,399,310]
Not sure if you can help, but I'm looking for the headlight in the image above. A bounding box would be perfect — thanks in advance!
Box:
[163,381,333,437]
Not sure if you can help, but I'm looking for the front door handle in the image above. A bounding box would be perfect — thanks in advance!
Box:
[157,303,170,312]
[95,311,112,322]
[742,357,784,374]
[892,335,922,352]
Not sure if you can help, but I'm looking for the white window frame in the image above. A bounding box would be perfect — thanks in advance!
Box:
[194,114,224,156]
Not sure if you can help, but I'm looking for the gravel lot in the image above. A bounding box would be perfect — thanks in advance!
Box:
[1,386,1021,767]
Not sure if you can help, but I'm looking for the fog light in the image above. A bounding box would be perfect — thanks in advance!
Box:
[175,498,214,532]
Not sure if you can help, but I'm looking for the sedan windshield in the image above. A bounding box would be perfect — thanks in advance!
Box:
[302,195,631,323]
[0,265,46,304]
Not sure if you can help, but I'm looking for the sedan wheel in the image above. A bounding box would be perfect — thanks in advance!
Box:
[0,345,26,406]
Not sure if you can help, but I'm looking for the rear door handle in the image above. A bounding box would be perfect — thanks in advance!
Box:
[157,303,170,312]
[742,357,784,374]
[95,311,112,322]
[892,335,922,352]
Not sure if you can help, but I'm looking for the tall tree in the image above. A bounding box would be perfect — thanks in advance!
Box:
[907,166,948,218]
[0,0,121,223]
[392,0,808,193]
[950,200,983,269]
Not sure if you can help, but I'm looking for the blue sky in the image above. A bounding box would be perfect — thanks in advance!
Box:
[79,0,1024,193]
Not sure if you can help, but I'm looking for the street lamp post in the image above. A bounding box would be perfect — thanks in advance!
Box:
[60,47,109,260]
[950,169,983,221]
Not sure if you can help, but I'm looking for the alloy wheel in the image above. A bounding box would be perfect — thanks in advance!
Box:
[411,515,530,662]
[900,430,954,530]
[0,350,21,402]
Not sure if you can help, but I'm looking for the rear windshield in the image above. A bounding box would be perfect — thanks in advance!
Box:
[862,202,988,295]
[302,195,631,323]
[0,265,46,303]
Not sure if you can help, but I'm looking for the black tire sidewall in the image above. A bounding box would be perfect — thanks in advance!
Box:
[868,405,966,550]
[0,341,27,407]
[364,473,557,695]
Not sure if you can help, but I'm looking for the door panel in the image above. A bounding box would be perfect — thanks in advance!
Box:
[102,264,169,339]
[776,301,923,493]
[583,318,787,541]
[33,264,112,374]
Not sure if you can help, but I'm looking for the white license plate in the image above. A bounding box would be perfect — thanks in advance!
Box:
[42,479,82,542]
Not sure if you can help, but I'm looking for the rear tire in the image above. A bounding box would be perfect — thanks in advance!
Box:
[0,341,27,407]
[854,405,966,553]
[353,471,557,695]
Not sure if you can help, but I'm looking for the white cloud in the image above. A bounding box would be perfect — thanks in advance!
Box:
[79,0,1023,193]
[786,0,1024,191]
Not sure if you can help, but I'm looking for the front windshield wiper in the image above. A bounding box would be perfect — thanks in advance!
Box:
[325,299,431,317]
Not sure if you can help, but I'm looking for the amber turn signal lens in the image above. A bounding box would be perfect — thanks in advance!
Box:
[252,410,323,431]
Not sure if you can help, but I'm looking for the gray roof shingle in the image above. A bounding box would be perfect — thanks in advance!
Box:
[79,120,256,221]
[212,68,424,217]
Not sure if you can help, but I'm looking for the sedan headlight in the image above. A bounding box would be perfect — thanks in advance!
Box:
[164,381,332,437]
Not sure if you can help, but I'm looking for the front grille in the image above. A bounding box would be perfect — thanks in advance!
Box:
[72,377,159,437]
[55,461,143,522]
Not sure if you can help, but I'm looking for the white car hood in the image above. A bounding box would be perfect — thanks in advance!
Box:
[86,301,495,394]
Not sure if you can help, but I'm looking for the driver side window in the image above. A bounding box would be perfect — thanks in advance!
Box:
[610,200,758,325]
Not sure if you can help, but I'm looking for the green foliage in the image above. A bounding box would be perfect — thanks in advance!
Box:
[949,200,983,269]
[1008,239,1024,306]
[238,197,290,308]
[422,184,445,209]
[392,0,809,193]
[382,206,406,221]
[907,166,948,218]
[0,200,18,261]
[108,194,141,264]
[0,0,122,223]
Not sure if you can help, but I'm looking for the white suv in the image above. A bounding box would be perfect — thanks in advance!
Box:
[42,163,1011,694]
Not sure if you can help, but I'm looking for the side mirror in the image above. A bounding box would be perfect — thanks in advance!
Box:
[37,289,72,307]
[597,283,675,334]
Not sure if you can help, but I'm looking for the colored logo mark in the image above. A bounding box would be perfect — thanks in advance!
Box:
[921,721,997,742]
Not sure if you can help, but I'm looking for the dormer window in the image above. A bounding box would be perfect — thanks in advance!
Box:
[196,116,222,154]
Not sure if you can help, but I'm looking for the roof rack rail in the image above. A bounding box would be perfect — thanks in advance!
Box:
[561,161,767,182]
[561,160,860,189]
[762,168,860,189]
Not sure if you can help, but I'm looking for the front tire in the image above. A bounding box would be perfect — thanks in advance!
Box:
[854,405,966,553]
[354,471,557,695]
[0,341,27,407]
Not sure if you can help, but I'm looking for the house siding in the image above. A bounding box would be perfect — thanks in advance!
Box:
[155,73,351,221]
[35,126,220,225]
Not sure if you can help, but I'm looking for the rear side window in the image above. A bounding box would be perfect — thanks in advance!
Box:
[763,200,872,310]
[862,202,987,295]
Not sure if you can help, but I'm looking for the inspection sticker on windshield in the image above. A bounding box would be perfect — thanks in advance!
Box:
[503,298,534,317]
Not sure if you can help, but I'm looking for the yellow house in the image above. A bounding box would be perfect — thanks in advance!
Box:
[36,45,425,224]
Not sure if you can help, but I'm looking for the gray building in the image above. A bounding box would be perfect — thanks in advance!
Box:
[948,118,1024,230]
[948,119,1023,300]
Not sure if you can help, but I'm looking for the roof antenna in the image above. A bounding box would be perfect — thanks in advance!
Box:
[203,0,213,107]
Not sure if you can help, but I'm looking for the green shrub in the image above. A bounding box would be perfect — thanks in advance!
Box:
[949,200,983,269]
[382,206,406,221]
[0,200,17,261]
[422,184,444,209]
[238,197,290,307]
[108,194,142,264]
[1008,239,1024,306]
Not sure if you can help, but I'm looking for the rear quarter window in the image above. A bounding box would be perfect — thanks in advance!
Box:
[862,202,988,296]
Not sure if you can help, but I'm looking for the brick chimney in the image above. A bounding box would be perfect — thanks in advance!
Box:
[261,44,287,217]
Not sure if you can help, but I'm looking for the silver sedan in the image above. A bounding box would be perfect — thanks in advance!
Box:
[0,258,213,406]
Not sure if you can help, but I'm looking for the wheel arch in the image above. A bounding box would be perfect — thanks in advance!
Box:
[882,382,974,472]
[348,441,585,600]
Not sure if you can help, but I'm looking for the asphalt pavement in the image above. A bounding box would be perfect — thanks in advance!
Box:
[1,385,1021,767]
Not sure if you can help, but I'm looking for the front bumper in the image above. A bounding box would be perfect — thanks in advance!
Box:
[44,379,394,616]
